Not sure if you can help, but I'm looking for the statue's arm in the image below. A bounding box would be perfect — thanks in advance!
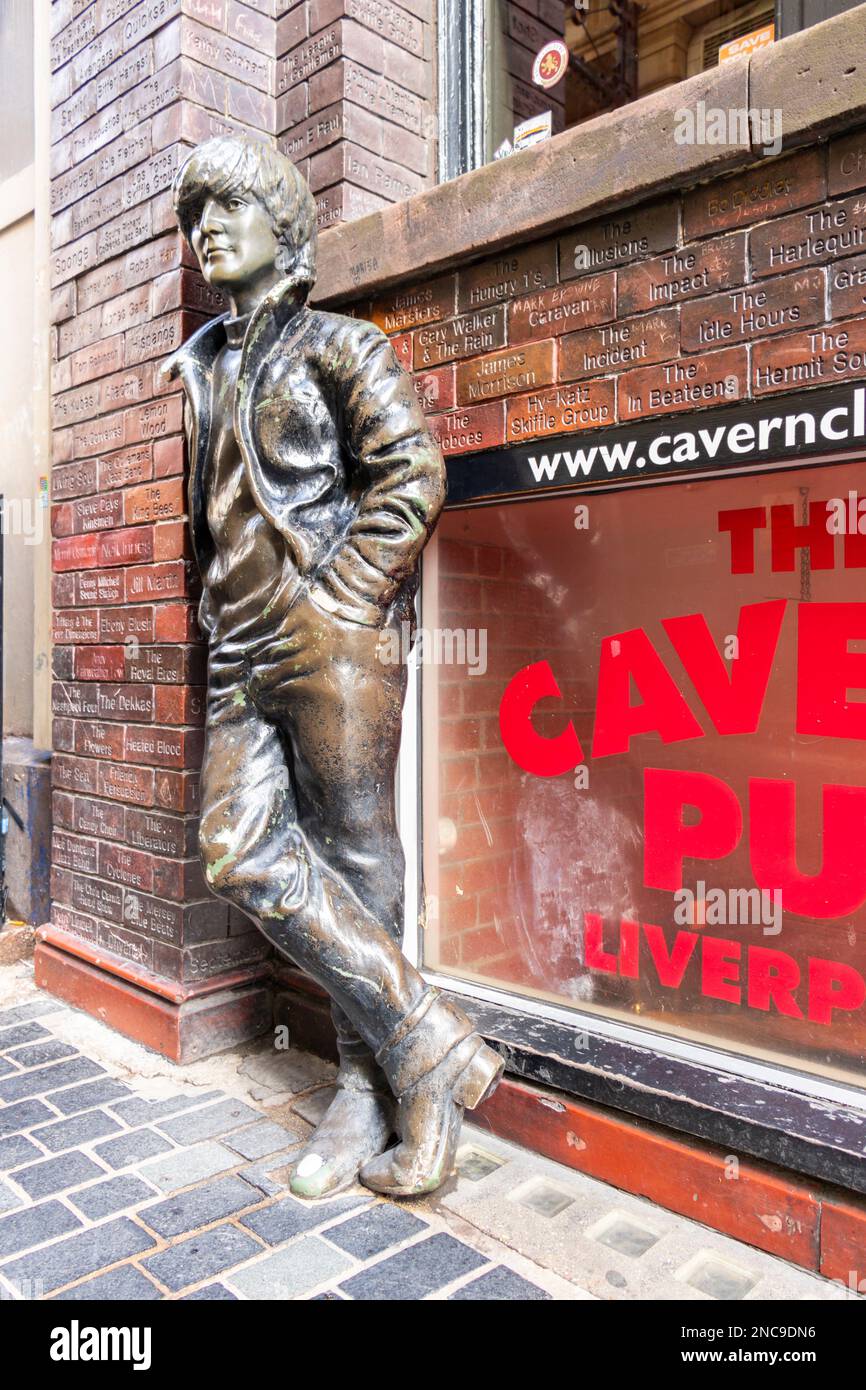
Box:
[308,324,446,627]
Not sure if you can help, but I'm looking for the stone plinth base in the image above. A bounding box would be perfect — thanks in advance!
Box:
[34,935,272,1063]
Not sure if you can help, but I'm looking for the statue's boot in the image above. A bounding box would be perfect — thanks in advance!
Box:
[289,1036,395,1199]
[359,990,504,1197]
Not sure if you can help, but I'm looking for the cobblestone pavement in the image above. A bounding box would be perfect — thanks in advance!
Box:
[0,963,853,1302]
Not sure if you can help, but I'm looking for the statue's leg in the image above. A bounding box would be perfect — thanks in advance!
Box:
[272,619,409,1197]
[200,616,503,1198]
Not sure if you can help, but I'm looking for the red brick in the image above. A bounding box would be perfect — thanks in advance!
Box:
[683,149,826,239]
[618,347,748,421]
[72,492,125,534]
[559,201,678,281]
[98,760,155,807]
[126,560,189,603]
[98,443,152,491]
[681,270,824,351]
[510,275,616,346]
[618,234,747,315]
[153,435,185,478]
[99,842,155,894]
[52,459,98,502]
[412,363,455,414]
[125,478,185,525]
[74,646,126,682]
[560,308,678,382]
[506,379,615,442]
[155,684,207,726]
[428,402,506,455]
[829,128,866,197]
[53,754,100,796]
[98,526,154,567]
[752,317,866,396]
[369,274,456,334]
[455,341,555,407]
[72,795,126,842]
[457,240,557,315]
[153,768,200,813]
[53,533,100,572]
[74,720,125,761]
[751,193,866,279]
[153,601,200,642]
[413,306,505,370]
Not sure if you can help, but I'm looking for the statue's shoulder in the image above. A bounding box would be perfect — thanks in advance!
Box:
[306,306,386,349]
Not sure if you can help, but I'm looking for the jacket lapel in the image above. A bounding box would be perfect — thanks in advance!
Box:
[162,316,227,575]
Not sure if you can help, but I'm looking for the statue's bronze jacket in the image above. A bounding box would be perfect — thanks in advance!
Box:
[164,270,446,631]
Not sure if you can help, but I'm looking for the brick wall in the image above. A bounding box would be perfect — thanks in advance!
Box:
[275,0,437,230]
[354,133,866,460]
[44,0,282,1052]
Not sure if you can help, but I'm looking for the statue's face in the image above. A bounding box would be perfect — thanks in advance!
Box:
[190,191,283,292]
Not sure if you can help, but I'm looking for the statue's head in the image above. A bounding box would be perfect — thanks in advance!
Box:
[173,135,317,300]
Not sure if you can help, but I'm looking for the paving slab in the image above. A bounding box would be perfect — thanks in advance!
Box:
[229,1235,353,1299]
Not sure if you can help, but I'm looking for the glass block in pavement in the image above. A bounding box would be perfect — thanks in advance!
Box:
[240,1193,367,1246]
[225,1121,299,1161]
[108,1092,223,1126]
[681,1255,758,1301]
[450,1267,553,1300]
[230,1235,352,1300]
[6,1041,78,1068]
[9,1150,107,1200]
[139,1176,261,1238]
[0,1057,104,1103]
[0,1059,16,1078]
[0,1023,50,1050]
[95,1128,174,1170]
[325,1205,428,1260]
[181,1283,239,1300]
[141,1224,262,1293]
[31,1109,123,1154]
[51,1265,163,1301]
[69,1175,158,1221]
[0,1099,55,1137]
[339,1233,487,1300]
[137,1141,240,1194]
[0,1136,41,1171]
[0,1200,82,1258]
[156,1098,261,1146]
[46,1079,131,1116]
[1,1217,156,1295]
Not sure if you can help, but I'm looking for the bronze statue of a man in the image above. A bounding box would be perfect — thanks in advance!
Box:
[163,135,503,1199]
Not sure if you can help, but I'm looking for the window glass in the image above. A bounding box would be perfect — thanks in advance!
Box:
[0,0,34,184]
[421,463,866,1090]
[483,0,775,163]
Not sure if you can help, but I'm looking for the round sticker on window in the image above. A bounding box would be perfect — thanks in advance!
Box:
[532,40,569,90]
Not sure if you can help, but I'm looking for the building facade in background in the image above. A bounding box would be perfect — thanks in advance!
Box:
[5,0,866,1283]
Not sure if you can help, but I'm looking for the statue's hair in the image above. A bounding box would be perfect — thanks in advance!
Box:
[172,135,317,286]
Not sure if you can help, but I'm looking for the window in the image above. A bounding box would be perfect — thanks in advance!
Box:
[438,0,859,178]
[0,0,34,185]
[420,461,866,1092]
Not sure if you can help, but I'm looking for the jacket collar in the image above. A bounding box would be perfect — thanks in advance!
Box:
[161,267,313,386]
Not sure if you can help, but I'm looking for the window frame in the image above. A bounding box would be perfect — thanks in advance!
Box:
[397,442,866,1190]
